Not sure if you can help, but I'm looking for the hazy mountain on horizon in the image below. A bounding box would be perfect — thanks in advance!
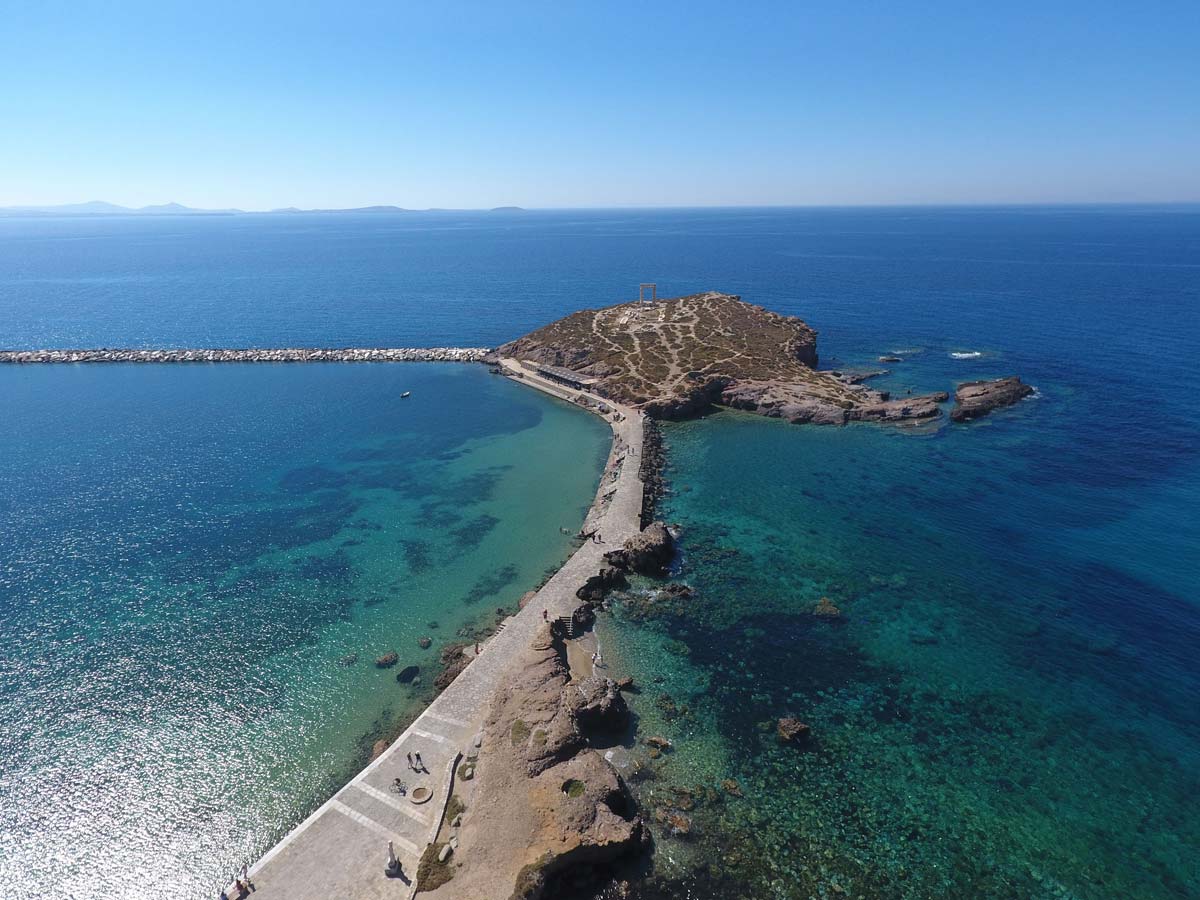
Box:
[0,202,527,218]
[0,201,242,217]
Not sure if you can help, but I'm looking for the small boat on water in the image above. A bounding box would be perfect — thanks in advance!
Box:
[401,391,411,398]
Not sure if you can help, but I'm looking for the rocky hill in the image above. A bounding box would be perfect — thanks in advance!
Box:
[500,292,947,425]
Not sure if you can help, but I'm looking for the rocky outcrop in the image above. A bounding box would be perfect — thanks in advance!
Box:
[641,376,730,420]
[434,643,471,691]
[564,676,630,733]
[499,291,951,427]
[950,376,1034,422]
[851,392,948,423]
[604,522,674,575]
[0,347,493,364]
[575,567,628,603]
[375,650,398,668]
[442,625,645,900]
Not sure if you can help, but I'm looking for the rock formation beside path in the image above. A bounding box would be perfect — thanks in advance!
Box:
[426,624,645,900]
[950,376,1034,422]
[604,521,675,575]
[499,292,951,426]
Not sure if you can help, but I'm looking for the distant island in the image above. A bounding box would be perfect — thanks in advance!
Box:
[0,201,528,217]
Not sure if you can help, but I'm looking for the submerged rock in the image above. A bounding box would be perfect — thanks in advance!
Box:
[375,650,399,668]
[653,808,693,836]
[777,717,812,745]
[396,665,420,683]
[813,597,843,620]
[418,636,432,649]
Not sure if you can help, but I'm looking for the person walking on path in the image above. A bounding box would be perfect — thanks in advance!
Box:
[407,751,414,770]
[414,751,426,772]
[542,610,548,622]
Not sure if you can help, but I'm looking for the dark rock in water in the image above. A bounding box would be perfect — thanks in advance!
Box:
[852,393,946,423]
[396,665,420,683]
[721,778,744,797]
[777,717,812,745]
[375,651,399,668]
[645,736,672,750]
[879,355,903,363]
[576,566,628,602]
[661,582,694,599]
[605,522,674,575]
[566,676,630,732]
[615,676,635,691]
[655,693,680,720]
[435,646,471,691]
[338,653,359,667]
[812,596,843,620]
[950,376,1034,422]
[427,620,439,629]
[572,604,596,631]
[418,636,432,649]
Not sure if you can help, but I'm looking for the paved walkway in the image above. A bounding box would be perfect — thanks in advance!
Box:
[240,359,645,900]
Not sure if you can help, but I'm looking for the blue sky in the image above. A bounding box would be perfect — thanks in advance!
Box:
[2,1,1198,208]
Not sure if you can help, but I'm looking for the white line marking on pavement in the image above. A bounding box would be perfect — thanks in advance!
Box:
[353,781,432,825]
[411,727,450,744]
[425,710,469,729]
[330,800,420,856]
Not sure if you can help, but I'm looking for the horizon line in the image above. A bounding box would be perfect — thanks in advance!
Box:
[4,199,1200,218]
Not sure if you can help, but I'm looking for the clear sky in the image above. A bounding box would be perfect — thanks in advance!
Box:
[3,0,1198,209]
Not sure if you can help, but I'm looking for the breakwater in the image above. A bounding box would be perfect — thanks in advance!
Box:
[0,347,493,364]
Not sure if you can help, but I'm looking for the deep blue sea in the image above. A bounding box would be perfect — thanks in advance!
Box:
[1,207,1198,898]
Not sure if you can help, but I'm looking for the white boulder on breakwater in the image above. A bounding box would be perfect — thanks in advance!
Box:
[0,347,494,364]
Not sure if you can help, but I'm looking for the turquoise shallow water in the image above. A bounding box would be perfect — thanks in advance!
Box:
[0,362,609,896]
[602,404,1200,898]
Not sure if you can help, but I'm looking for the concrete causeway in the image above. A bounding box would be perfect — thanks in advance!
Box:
[240,358,646,900]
